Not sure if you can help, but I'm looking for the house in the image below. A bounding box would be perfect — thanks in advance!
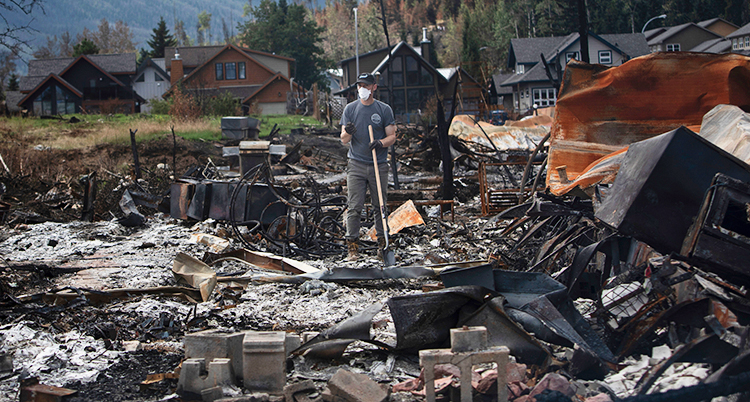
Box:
[164,44,300,115]
[726,22,750,53]
[336,35,485,123]
[17,53,143,116]
[646,22,722,53]
[697,17,739,37]
[134,58,170,114]
[489,72,514,112]
[501,32,649,114]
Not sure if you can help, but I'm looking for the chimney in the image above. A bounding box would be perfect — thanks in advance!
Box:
[420,28,432,65]
[171,49,183,87]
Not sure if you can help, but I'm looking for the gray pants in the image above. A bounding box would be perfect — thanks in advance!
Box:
[346,159,389,241]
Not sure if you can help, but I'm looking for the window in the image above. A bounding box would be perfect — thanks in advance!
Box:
[598,50,612,64]
[565,52,580,63]
[239,62,246,79]
[406,56,419,85]
[739,40,745,49]
[666,43,680,51]
[215,63,224,80]
[733,39,738,50]
[33,84,77,116]
[135,74,145,83]
[155,73,164,81]
[516,64,524,74]
[391,56,403,87]
[226,62,236,80]
[745,37,749,49]
[533,88,557,107]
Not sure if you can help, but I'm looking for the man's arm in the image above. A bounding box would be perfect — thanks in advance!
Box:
[380,124,396,148]
[340,124,352,145]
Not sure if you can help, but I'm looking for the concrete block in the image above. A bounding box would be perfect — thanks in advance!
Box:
[121,340,142,352]
[185,329,247,380]
[450,326,487,353]
[178,358,236,396]
[243,331,287,394]
[286,333,301,356]
[328,368,388,402]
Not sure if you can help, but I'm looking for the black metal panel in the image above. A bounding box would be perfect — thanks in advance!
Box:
[187,182,212,220]
[245,183,288,226]
[208,181,247,222]
[595,127,750,254]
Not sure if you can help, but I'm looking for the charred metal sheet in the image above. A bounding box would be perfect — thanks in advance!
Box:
[463,296,552,367]
[187,181,212,220]
[203,248,319,275]
[19,377,77,402]
[170,181,195,220]
[493,270,615,363]
[118,190,145,227]
[681,173,750,285]
[548,53,750,196]
[292,303,387,359]
[245,183,289,226]
[595,127,750,255]
[208,181,246,222]
[387,286,492,352]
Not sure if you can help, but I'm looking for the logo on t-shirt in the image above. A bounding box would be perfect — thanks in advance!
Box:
[371,114,382,125]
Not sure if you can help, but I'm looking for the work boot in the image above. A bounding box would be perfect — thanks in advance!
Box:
[377,237,386,261]
[346,240,358,261]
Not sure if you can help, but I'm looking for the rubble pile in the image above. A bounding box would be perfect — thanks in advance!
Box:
[2,52,750,402]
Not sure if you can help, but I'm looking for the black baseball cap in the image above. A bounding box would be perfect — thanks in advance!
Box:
[356,73,376,86]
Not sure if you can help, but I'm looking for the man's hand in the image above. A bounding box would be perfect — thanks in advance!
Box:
[345,122,356,135]
[369,139,384,151]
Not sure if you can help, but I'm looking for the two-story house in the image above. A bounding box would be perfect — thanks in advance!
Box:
[726,22,750,54]
[501,32,649,113]
[164,44,301,115]
[17,53,143,116]
[336,35,485,123]
[645,22,723,53]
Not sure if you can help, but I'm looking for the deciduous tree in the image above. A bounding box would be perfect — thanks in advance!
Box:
[0,0,44,53]
[77,18,136,54]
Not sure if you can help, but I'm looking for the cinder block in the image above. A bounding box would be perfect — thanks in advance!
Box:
[243,331,287,394]
[301,332,319,343]
[185,329,247,380]
[450,326,487,353]
[178,358,236,396]
[327,369,388,402]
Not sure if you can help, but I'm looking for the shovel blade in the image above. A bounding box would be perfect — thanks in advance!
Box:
[383,248,396,267]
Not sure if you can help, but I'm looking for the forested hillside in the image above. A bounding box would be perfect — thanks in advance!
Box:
[7,0,750,77]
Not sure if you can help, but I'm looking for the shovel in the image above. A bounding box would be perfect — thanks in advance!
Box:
[369,125,396,267]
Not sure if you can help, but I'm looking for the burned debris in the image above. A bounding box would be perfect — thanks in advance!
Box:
[4,52,750,402]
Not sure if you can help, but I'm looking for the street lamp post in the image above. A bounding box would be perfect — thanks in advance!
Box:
[642,14,667,33]
[354,8,359,77]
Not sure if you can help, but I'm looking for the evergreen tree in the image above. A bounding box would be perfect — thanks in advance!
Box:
[7,73,18,91]
[147,17,177,58]
[239,0,332,90]
[73,39,100,56]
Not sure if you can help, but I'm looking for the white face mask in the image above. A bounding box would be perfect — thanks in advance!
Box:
[358,86,371,100]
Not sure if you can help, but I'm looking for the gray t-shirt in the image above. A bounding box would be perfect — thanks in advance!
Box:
[340,99,395,164]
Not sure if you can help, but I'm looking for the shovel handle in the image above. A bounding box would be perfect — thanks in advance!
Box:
[369,126,389,241]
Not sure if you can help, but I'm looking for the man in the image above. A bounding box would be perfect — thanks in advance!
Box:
[340,72,397,261]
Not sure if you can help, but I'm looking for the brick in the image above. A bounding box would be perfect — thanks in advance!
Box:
[327,369,388,402]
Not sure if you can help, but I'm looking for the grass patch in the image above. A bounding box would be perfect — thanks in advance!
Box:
[0,114,330,149]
